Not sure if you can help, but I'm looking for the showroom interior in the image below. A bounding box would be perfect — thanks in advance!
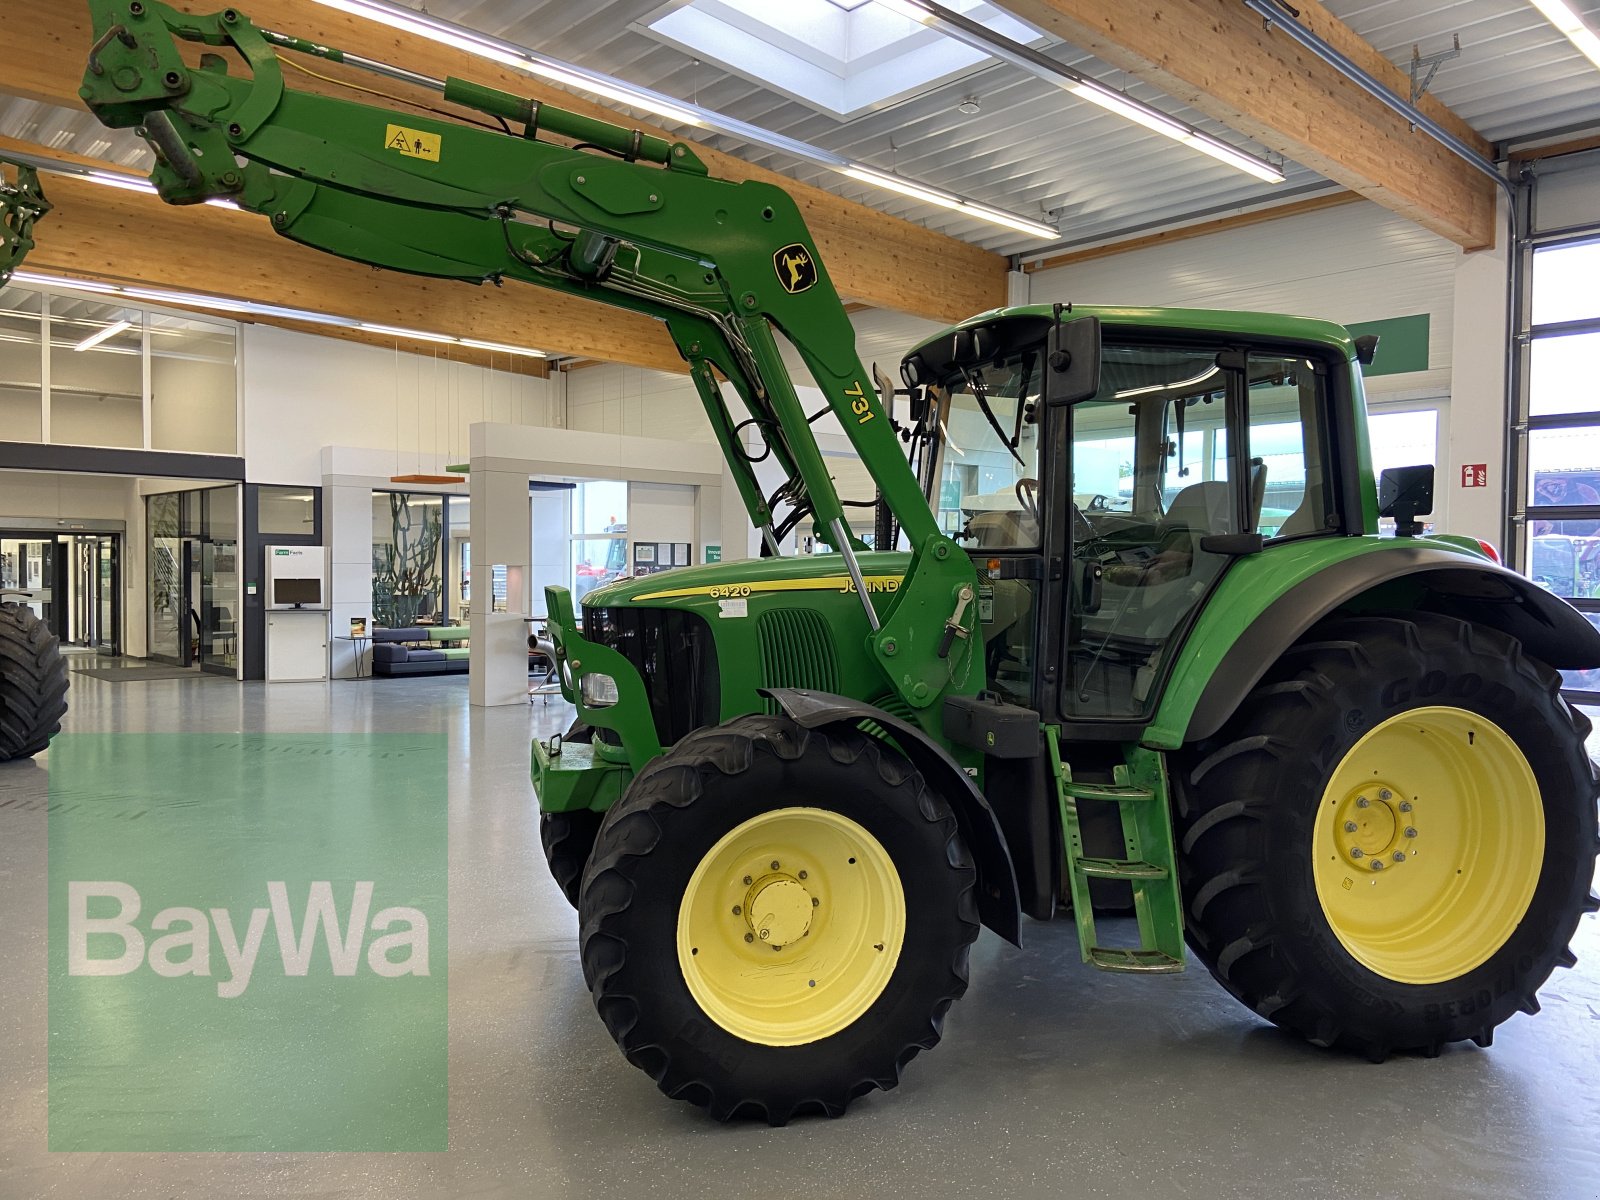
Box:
[1,0,1598,1194]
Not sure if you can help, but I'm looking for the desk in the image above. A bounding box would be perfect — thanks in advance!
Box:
[335,634,372,679]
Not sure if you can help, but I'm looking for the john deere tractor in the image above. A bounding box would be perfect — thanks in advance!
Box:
[31,0,1600,1124]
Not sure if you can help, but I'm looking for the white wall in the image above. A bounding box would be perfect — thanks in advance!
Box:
[1030,200,1457,399]
[243,325,556,485]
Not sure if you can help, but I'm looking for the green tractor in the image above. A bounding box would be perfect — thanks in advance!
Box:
[35,0,1600,1125]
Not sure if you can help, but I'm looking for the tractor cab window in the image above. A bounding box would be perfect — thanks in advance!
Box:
[1064,343,1339,723]
[1065,345,1238,722]
[928,348,1044,549]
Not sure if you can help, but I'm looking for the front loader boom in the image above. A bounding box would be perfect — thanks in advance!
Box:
[73,0,979,713]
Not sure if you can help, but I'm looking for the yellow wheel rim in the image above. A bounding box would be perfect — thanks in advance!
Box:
[1312,705,1544,985]
[677,807,906,1046]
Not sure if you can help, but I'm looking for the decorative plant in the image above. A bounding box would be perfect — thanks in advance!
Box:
[372,493,442,627]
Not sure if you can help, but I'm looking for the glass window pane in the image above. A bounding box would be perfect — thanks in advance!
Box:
[1528,429,1600,507]
[150,313,236,454]
[1245,355,1330,539]
[257,487,316,537]
[371,492,443,627]
[571,480,628,537]
[1528,521,1600,599]
[0,286,43,442]
[1529,331,1600,417]
[1531,239,1600,326]
[572,536,627,597]
[147,493,182,661]
[933,347,1044,549]
[50,298,142,447]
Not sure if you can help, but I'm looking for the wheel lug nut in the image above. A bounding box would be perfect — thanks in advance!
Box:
[1350,847,1365,859]
[732,905,742,915]
[1399,801,1413,813]
[1379,789,1393,801]
[1356,796,1370,808]
[1393,851,1406,863]
[743,875,752,885]
[1404,826,1417,838]
[1371,860,1385,871]
[1344,820,1359,833]
[798,870,808,880]
[771,861,780,870]
[811,897,820,907]
[744,932,754,943]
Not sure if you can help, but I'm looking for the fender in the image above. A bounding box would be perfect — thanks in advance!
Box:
[1178,545,1600,744]
[763,687,1022,947]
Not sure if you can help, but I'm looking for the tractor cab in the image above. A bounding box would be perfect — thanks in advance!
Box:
[907,306,1358,733]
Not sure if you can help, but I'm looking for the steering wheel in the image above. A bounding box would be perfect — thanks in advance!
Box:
[1014,477,1041,525]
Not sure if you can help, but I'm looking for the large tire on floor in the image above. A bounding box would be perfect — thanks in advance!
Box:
[579,714,979,1123]
[541,809,602,908]
[0,601,69,762]
[1175,611,1600,1060]
[538,719,600,908]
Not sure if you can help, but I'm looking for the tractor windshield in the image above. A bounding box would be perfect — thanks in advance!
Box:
[924,345,1044,548]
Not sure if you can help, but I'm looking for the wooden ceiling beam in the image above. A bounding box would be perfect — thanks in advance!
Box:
[993,0,1498,250]
[4,0,1008,324]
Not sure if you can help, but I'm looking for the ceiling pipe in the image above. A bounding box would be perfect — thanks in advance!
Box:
[1241,0,1511,195]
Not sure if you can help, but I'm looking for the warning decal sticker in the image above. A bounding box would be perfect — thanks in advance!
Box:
[384,124,442,162]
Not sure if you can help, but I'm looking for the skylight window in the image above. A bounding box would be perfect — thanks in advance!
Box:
[640,0,1042,118]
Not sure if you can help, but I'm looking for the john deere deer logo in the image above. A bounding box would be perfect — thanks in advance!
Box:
[773,243,818,294]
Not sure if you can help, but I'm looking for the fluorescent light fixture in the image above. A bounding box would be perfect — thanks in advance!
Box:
[842,165,1059,238]
[74,318,133,352]
[359,322,459,344]
[1528,0,1600,71]
[306,0,1054,240]
[882,0,1285,185]
[460,337,547,358]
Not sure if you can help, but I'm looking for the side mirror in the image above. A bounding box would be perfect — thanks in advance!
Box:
[1046,315,1102,405]
[1378,464,1434,537]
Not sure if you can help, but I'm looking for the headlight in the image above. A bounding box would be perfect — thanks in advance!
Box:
[579,672,620,708]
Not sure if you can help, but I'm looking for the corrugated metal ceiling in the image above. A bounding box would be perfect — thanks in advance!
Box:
[2,1,1597,259]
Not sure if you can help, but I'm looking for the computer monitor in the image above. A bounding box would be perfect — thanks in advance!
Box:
[272,577,321,607]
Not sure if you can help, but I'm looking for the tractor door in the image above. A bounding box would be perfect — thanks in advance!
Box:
[1050,338,1343,732]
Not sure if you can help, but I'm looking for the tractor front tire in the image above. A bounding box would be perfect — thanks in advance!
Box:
[541,809,602,909]
[1176,611,1600,1060]
[578,714,979,1124]
[0,601,69,762]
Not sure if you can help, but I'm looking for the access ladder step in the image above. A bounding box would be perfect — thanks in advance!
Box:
[1077,856,1168,880]
[1063,782,1157,803]
[1087,947,1185,974]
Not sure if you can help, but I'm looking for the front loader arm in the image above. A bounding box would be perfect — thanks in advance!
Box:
[74,0,978,712]
[0,160,50,285]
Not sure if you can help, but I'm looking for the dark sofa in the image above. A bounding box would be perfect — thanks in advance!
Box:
[371,626,471,677]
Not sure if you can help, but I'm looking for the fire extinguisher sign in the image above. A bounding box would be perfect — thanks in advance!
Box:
[1461,464,1487,488]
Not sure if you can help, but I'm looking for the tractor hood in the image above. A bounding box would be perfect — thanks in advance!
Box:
[581,551,914,608]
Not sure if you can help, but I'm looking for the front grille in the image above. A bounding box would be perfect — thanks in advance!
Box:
[583,606,720,746]
[756,608,838,712]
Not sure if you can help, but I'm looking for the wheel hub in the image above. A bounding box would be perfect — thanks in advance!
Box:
[1332,785,1418,873]
[745,873,814,947]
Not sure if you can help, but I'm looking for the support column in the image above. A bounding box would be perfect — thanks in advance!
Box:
[1446,195,1510,544]
[469,465,532,707]
[325,478,373,679]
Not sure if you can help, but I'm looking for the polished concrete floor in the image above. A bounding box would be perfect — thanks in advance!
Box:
[2,672,1597,1199]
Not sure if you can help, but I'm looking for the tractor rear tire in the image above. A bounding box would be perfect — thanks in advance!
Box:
[0,601,69,762]
[578,714,979,1124]
[1175,611,1600,1060]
